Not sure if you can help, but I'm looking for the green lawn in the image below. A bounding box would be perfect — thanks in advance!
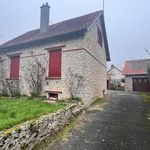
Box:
[0,98,66,131]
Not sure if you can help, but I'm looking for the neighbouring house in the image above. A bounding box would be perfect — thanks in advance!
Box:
[0,3,110,103]
[107,65,124,90]
[123,59,150,92]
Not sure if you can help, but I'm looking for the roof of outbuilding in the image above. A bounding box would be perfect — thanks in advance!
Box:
[0,11,102,48]
[123,59,150,75]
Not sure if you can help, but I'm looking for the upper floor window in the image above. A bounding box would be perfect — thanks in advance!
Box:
[10,56,20,80]
[97,26,103,47]
[49,50,61,78]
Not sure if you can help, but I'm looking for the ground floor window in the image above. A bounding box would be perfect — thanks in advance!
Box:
[49,50,61,78]
[10,56,20,80]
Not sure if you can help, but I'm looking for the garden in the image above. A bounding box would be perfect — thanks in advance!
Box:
[0,59,83,132]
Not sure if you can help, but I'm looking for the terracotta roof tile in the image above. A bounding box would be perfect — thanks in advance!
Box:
[123,59,150,75]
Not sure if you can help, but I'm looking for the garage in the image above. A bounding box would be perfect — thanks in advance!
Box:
[133,77,150,92]
[123,59,150,92]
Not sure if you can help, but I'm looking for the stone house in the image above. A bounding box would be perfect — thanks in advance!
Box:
[107,65,124,89]
[123,59,150,92]
[0,3,110,103]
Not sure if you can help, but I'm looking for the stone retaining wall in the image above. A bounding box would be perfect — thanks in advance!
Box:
[0,103,84,150]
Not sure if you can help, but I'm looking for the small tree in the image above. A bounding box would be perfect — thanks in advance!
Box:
[24,58,46,97]
[65,67,85,99]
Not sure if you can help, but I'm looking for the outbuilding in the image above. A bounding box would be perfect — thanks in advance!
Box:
[123,59,150,92]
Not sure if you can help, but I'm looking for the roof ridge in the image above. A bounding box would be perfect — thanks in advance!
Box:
[125,58,150,62]
[49,10,102,27]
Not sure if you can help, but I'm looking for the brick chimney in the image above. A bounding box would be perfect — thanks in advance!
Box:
[40,2,50,34]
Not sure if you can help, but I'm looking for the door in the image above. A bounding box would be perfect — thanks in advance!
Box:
[132,77,150,92]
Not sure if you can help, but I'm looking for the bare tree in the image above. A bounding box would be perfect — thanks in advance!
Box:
[0,59,20,97]
[6,79,20,98]
[24,58,46,97]
[147,64,150,81]
[0,60,7,96]
[65,67,85,99]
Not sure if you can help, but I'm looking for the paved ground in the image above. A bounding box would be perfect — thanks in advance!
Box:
[40,91,150,150]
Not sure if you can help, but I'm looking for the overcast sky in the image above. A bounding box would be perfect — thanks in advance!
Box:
[0,0,150,69]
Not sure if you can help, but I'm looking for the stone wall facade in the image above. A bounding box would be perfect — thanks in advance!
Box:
[0,16,107,102]
[0,103,84,150]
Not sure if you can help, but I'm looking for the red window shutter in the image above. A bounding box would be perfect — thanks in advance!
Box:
[49,50,61,78]
[10,56,20,79]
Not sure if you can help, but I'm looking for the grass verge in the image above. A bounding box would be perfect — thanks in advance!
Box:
[141,93,150,103]
[0,98,66,131]
[33,114,84,150]
[91,98,105,106]
[141,93,150,118]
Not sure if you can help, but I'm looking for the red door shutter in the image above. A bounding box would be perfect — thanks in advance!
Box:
[10,56,20,79]
[49,50,61,78]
